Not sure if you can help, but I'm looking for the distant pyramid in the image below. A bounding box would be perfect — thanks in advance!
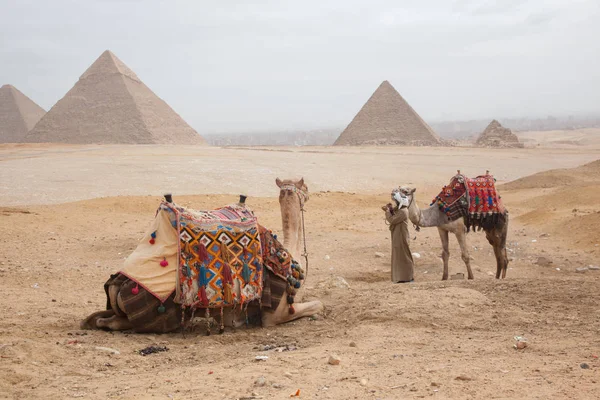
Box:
[25,50,205,144]
[476,120,523,148]
[334,81,441,146]
[0,85,46,143]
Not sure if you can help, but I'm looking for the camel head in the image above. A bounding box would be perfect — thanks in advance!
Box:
[275,177,309,207]
[392,186,416,208]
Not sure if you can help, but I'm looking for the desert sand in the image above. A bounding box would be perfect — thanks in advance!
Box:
[1,142,600,399]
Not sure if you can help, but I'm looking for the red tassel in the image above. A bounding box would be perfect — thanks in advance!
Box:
[222,263,233,284]
[131,285,139,295]
[149,238,155,245]
[160,257,168,267]
[288,305,295,314]
[243,246,248,259]
[197,243,209,262]
[199,286,209,307]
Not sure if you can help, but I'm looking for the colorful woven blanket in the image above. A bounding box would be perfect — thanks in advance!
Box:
[431,173,505,229]
[162,202,264,308]
[259,226,304,308]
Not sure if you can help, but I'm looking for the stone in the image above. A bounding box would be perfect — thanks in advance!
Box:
[450,273,464,280]
[272,383,283,389]
[374,252,385,258]
[455,375,472,381]
[588,265,600,271]
[576,267,588,273]
[328,354,341,365]
[535,256,553,266]
[581,363,590,369]
[360,379,367,386]
[412,252,421,259]
[328,276,350,289]
[254,376,267,387]
[349,342,357,348]
[284,372,293,379]
[95,346,120,355]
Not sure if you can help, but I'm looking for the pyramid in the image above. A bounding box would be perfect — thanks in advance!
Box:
[334,81,441,146]
[0,85,46,143]
[25,50,205,144]
[476,120,523,148]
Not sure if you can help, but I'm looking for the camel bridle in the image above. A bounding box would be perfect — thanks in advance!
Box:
[279,184,309,282]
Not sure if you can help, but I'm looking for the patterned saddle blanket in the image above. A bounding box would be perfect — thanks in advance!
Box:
[120,201,303,313]
[431,173,506,229]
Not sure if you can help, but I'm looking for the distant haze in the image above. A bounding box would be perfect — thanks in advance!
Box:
[1,1,599,135]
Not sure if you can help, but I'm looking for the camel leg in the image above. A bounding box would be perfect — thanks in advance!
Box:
[96,314,134,331]
[438,228,450,280]
[486,227,508,279]
[80,309,115,330]
[262,295,323,327]
[455,228,474,280]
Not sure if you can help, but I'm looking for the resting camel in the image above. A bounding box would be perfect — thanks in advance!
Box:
[81,195,323,333]
[275,177,309,262]
[397,174,509,280]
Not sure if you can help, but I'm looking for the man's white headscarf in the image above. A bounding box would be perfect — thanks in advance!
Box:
[392,189,409,209]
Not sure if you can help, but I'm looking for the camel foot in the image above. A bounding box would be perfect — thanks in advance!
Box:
[80,310,115,330]
[263,300,324,327]
[96,314,133,331]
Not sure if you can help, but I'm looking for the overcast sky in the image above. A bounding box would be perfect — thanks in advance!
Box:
[1,0,599,134]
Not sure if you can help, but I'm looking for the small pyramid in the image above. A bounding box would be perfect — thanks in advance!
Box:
[334,81,441,146]
[25,50,206,144]
[476,120,523,148]
[0,85,46,143]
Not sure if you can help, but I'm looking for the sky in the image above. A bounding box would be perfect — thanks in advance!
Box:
[1,0,599,134]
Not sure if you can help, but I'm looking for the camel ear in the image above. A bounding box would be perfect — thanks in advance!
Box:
[275,178,283,188]
[411,188,416,194]
[295,177,304,189]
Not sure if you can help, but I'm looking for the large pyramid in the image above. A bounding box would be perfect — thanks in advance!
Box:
[476,120,523,148]
[25,50,205,144]
[0,85,46,143]
[334,80,441,146]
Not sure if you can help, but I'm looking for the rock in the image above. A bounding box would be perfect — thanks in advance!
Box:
[284,372,293,379]
[539,233,549,237]
[374,252,385,258]
[576,267,588,273]
[455,375,472,381]
[450,273,464,280]
[581,363,590,369]
[95,346,120,355]
[349,341,357,348]
[328,354,341,365]
[514,341,528,350]
[535,256,553,266]
[431,382,440,387]
[324,255,330,260]
[254,376,267,387]
[359,379,367,386]
[589,265,600,271]
[272,383,283,389]
[328,276,350,289]
[487,271,495,276]
[412,252,421,259]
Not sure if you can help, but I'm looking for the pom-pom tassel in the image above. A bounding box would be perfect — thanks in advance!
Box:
[223,283,233,304]
[199,286,209,307]
[131,284,139,295]
[160,257,168,267]
[149,231,157,244]
[197,243,209,262]
[242,262,251,283]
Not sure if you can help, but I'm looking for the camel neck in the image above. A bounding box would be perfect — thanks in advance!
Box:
[408,196,448,227]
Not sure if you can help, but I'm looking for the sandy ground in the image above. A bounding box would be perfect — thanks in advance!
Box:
[1,144,600,399]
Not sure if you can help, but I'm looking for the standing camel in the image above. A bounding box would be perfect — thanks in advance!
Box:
[396,175,509,280]
[275,177,309,262]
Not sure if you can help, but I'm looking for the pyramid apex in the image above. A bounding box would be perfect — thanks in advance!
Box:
[80,50,140,82]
